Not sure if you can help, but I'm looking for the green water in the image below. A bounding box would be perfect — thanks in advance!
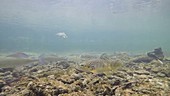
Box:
[0,0,170,55]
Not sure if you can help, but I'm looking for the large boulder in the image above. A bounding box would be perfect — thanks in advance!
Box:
[133,48,164,63]
[147,47,164,60]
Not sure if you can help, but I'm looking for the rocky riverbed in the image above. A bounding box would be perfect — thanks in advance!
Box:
[0,49,170,96]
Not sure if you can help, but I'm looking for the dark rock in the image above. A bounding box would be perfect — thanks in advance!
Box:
[28,83,45,96]
[91,78,100,85]
[0,81,6,92]
[122,82,134,89]
[147,47,164,60]
[1,68,14,72]
[133,56,153,63]
[133,48,164,63]
[4,77,20,84]
[2,71,11,76]
[95,73,106,77]
[11,71,23,78]
[57,87,69,94]
[29,68,38,73]
[75,68,85,73]
[103,86,112,95]
[56,61,70,69]
[111,86,119,95]
[20,89,36,96]
[75,81,85,89]
[107,75,115,80]
[57,78,74,84]
[0,68,4,73]
[112,80,121,86]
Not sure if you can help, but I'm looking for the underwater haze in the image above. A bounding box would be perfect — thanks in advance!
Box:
[0,0,170,54]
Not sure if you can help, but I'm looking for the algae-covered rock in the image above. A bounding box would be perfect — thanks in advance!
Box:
[56,61,70,69]
[100,53,110,60]
[1,52,170,96]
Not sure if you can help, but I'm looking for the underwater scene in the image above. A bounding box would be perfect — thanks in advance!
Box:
[0,0,170,96]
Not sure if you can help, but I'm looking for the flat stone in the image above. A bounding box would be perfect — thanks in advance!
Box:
[134,70,150,75]
[157,72,166,77]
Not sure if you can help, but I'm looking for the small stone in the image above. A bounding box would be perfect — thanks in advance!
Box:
[0,92,6,96]
[3,71,11,76]
[57,61,70,69]
[91,78,100,85]
[122,82,134,89]
[0,68,4,72]
[95,73,106,77]
[71,73,83,80]
[157,72,166,77]
[107,75,115,80]
[0,72,5,76]
[58,87,69,94]
[29,68,38,73]
[0,80,6,92]
[135,74,148,79]
[140,89,151,94]
[48,75,55,79]
[151,68,160,73]
[27,81,34,89]
[45,85,52,89]
[134,70,150,75]
[21,89,36,96]
[82,79,90,86]
[112,80,121,86]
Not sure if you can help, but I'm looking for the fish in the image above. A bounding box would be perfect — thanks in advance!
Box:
[56,32,68,38]
[7,52,29,58]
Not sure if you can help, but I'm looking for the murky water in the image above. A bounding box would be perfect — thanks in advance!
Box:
[0,0,170,55]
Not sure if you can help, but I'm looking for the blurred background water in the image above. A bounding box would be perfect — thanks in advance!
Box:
[0,0,170,55]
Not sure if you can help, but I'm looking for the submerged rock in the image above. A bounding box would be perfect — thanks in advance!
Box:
[56,61,70,69]
[80,54,98,59]
[85,59,105,69]
[100,53,110,60]
[147,47,164,60]
[133,56,153,63]
[6,52,29,58]
[1,52,170,96]
[0,68,14,72]
[133,48,164,63]
[0,80,6,92]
